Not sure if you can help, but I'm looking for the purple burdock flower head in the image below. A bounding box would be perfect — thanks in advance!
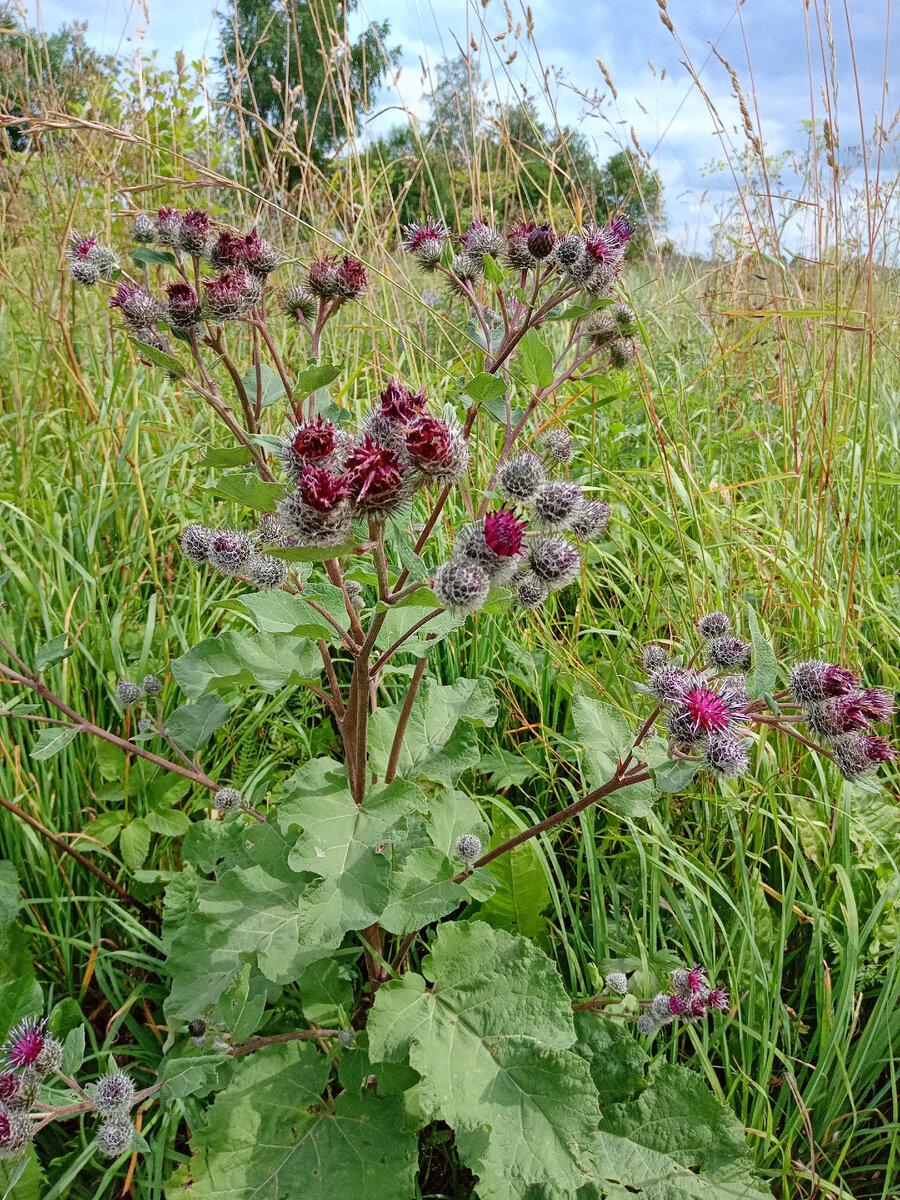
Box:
[155,206,182,245]
[2,1017,46,1071]
[697,611,732,640]
[504,220,537,270]
[461,219,504,259]
[403,416,470,484]
[0,1106,31,1157]
[788,659,857,708]
[433,559,491,616]
[675,672,749,735]
[570,499,611,541]
[378,378,429,426]
[497,453,545,504]
[484,508,527,558]
[686,964,708,993]
[831,733,898,779]
[853,688,895,722]
[203,269,262,319]
[298,466,351,513]
[68,233,97,260]
[343,436,408,516]
[208,230,247,271]
[109,282,165,329]
[531,481,583,531]
[400,215,449,270]
[528,535,581,591]
[607,215,635,247]
[334,256,368,301]
[705,636,752,672]
[687,995,709,1018]
[527,224,556,260]
[667,994,687,1016]
[242,229,280,275]
[806,695,880,738]
[165,283,203,330]
[705,730,751,779]
[0,1074,19,1103]
[178,208,211,255]
[279,417,338,479]
[207,530,254,575]
[92,1071,135,1117]
[583,222,617,264]
[707,989,730,1011]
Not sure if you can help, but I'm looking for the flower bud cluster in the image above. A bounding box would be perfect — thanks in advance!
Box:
[67,234,119,286]
[638,964,730,1036]
[178,523,289,588]
[788,659,897,779]
[271,381,469,549]
[0,1017,68,1161]
[641,631,753,781]
[115,674,164,707]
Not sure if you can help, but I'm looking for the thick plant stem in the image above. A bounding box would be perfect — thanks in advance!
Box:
[384,658,428,784]
[359,922,390,985]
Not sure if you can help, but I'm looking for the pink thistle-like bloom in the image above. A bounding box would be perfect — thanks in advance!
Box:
[584,223,616,262]
[680,679,739,734]
[334,256,368,300]
[70,235,97,259]
[379,379,428,425]
[209,230,247,270]
[0,1110,12,1148]
[182,209,210,235]
[165,282,202,328]
[606,216,635,246]
[2,1017,46,1070]
[822,664,857,697]
[688,995,709,1018]
[0,1072,19,1100]
[484,508,527,558]
[203,269,261,318]
[686,965,708,993]
[344,436,406,506]
[179,209,211,254]
[707,989,730,1011]
[853,688,895,721]
[505,220,537,269]
[307,254,340,296]
[242,229,280,275]
[289,417,337,463]
[298,466,351,513]
[404,416,451,465]
[400,216,449,254]
[667,995,687,1016]
[862,735,898,763]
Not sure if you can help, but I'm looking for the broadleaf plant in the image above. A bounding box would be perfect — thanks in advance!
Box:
[0,210,893,1195]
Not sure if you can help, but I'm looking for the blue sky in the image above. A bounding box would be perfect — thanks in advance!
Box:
[22,0,899,252]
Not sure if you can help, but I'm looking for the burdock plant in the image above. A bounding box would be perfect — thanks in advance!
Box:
[0,206,881,1198]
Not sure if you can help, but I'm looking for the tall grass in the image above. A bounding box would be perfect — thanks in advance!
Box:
[1,1,899,1195]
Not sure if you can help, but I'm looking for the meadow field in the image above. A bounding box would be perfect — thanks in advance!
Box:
[1,3,899,1197]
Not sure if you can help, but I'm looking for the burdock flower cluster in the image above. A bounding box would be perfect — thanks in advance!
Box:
[641,610,896,784]
[0,1016,139,1164]
[636,965,730,1036]
[434,436,610,616]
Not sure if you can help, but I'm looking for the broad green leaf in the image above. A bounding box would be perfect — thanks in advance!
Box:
[165,694,231,752]
[592,1061,773,1198]
[421,788,489,857]
[479,747,536,788]
[239,584,347,642]
[145,807,192,837]
[129,338,186,377]
[368,923,598,1200]
[297,958,354,1028]
[29,726,79,761]
[203,473,286,513]
[379,847,476,934]
[280,763,425,945]
[0,1147,44,1200]
[130,246,177,266]
[482,253,505,284]
[461,371,507,404]
[197,444,254,468]
[572,1011,648,1105]
[163,1043,417,1200]
[368,677,498,785]
[295,360,342,393]
[213,963,267,1042]
[374,605,464,657]
[120,818,151,869]
[172,631,321,697]
[94,741,127,782]
[514,327,555,390]
[47,997,84,1040]
[241,362,286,409]
[34,635,73,671]
[571,695,658,819]
[159,1054,223,1102]
[745,602,779,699]
[60,1024,85,1075]
[652,757,701,793]
[474,811,550,940]
[80,810,125,847]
